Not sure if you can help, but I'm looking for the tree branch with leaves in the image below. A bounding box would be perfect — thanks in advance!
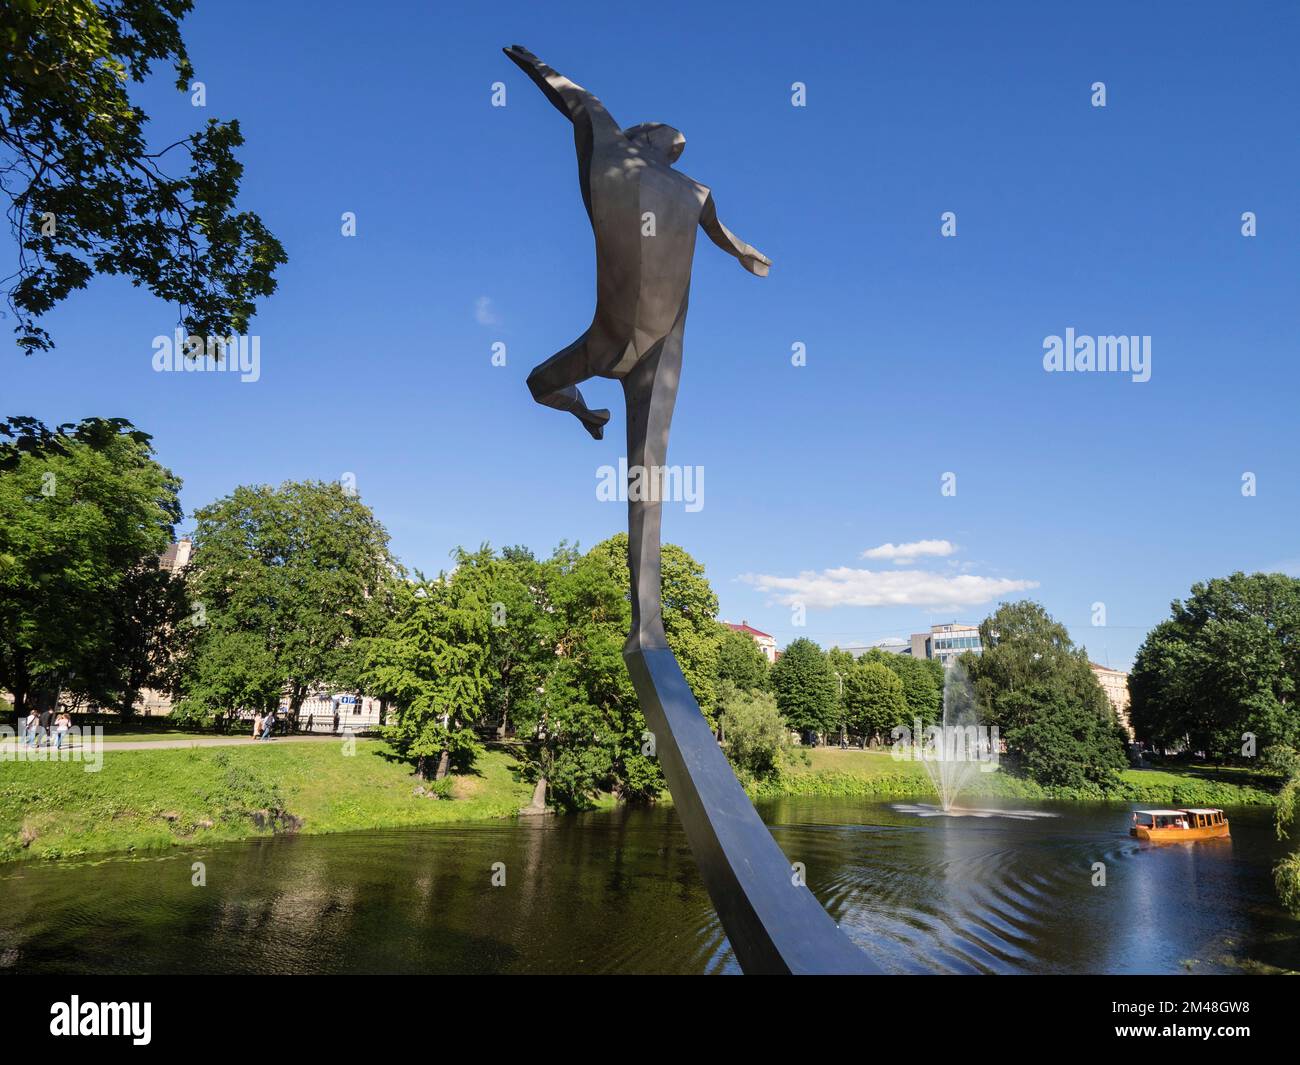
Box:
[1,0,286,353]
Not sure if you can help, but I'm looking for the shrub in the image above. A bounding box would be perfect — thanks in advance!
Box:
[721,690,787,782]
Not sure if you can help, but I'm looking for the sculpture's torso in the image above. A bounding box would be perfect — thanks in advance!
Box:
[580,135,709,373]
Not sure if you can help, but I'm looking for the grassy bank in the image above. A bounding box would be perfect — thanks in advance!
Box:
[0,740,533,863]
[2,740,1279,866]
[756,748,1279,806]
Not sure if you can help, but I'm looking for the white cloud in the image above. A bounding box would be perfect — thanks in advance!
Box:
[740,566,1038,610]
[862,538,956,565]
[474,295,499,326]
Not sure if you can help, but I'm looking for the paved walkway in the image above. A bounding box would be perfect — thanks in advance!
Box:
[0,734,366,752]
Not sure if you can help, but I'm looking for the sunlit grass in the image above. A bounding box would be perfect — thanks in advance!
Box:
[0,740,533,863]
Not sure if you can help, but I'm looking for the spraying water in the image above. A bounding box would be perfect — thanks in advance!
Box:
[923,661,984,811]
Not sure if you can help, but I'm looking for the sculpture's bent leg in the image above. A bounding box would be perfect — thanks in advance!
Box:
[527,329,611,438]
[621,318,875,975]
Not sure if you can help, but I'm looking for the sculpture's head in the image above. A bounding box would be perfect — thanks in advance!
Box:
[624,122,685,164]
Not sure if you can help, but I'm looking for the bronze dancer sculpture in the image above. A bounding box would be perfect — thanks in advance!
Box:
[506,45,872,974]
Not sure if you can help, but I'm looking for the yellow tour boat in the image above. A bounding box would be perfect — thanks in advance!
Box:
[1130,808,1230,842]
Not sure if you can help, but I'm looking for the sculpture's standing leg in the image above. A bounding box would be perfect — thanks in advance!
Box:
[618,308,876,973]
[621,313,684,650]
[527,330,612,438]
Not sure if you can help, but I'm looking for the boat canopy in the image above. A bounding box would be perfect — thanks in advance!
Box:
[1135,809,1185,816]
[1183,808,1222,815]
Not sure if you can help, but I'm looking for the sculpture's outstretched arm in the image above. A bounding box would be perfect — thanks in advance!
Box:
[503,45,621,137]
[700,194,772,277]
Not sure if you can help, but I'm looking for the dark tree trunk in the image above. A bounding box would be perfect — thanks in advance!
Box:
[11,660,29,719]
[288,687,306,733]
[434,749,450,780]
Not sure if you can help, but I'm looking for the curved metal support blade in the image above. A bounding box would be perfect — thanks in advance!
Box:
[625,644,877,974]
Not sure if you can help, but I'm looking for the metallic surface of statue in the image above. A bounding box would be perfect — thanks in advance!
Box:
[507,45,873,974]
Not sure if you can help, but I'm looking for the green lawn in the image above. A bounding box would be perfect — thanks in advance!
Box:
[0,740,534,863]
[760,746,1279,805]
[1,738,1279,866]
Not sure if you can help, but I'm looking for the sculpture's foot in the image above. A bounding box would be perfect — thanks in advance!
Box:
[580,408,610,440]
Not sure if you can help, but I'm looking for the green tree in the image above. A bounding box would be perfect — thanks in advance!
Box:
[842,659,907,744]
[520,535,723,810]
[1272,747,1300,914]
[717,624,768,693]
[969,600,1128,790]
[1,0,285,352]
[0,417,181,718]
[1001,683,1128,790]
[176,481,396,726]
[465,544,553,741]
[859,648,943,726]
[1130,573,1300,757]
[770,637,837,737]
[362,572,489,780]
[719,688,786,782]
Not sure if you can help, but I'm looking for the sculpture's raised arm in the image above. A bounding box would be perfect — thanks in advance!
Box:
[503,45,621,137]
[700,194,772,277]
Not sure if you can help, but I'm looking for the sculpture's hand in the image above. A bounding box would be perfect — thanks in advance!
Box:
[503,44,541,67]
[740,247,772,277]
[502,44,621,135]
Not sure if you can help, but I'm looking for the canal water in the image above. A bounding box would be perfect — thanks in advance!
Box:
[1,798,1297,974]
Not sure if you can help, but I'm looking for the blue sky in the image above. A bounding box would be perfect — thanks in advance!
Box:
[4,0,1298,668]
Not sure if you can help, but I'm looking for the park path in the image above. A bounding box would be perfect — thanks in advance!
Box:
[0,734,365,752]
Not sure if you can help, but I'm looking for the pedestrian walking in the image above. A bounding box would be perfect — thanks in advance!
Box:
[54,711,72,750]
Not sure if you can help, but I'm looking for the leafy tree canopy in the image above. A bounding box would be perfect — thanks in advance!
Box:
[719,687,786,782]
[0,416,180,715]
[1130,572,1300,755]
[536,534,722,808]
[1,0,285,352]
[362,569,489,779]
[717,623,769,693]
[770,637,838,735]
[841,658,907,742]
[969,600,1128,790]
[176,480,396,723]
[855,646,943,726]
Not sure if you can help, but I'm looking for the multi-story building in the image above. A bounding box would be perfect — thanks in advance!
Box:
[724,620,778,664]
[1090,662,1133,739]
[159,536,193,574]
[910,622,982,668]
[136,537,194,716]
